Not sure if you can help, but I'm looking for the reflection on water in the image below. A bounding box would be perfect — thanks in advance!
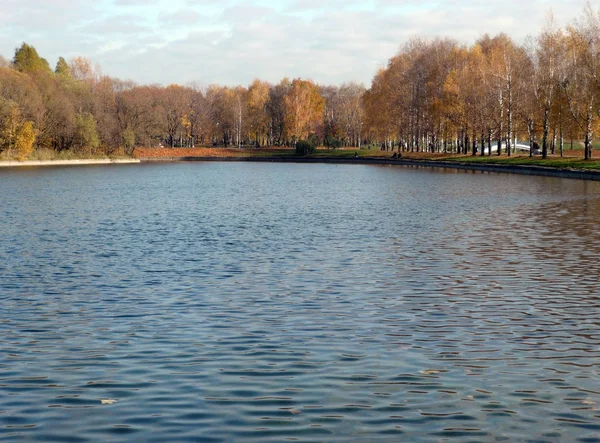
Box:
[1,163,600,442]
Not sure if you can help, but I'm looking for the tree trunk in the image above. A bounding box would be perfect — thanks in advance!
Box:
[507,78,512,157]
[497,91,503,156]
[585,109,593,161]
[542,106,549,159]
[559,118,563,158]
[480,131,485,156]
[528,119,534,158]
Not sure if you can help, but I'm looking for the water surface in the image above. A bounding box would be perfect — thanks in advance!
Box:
[1,163,600,442]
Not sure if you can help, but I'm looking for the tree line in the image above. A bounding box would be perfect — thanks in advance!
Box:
[0,45,364,158]
[1,4,599,160]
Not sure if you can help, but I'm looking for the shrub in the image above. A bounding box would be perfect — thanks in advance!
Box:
[307,133,321,148]
[324,135,343,150]
[295,139,315,156]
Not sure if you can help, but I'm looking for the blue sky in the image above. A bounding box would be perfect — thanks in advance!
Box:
[0,0,587,87]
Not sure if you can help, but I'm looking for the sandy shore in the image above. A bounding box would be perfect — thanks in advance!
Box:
[0,159,141,168]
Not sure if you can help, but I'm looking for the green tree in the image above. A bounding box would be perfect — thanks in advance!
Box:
[12,43,51,74]
[74,112,100,153]
[122,128,135,154]
[55,57,71,78]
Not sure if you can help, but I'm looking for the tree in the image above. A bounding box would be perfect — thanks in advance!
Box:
[534,16,564,158]
[233,86,247,148]
[562,3,600,160]
[15,121,36,160]
[32,72,76,150]
[122,128,135,155]
[0,98,22,152]
[12,43,51,75]
[93,76,121,154]
[362,68,397,151]
[115,85,162,148]
[283,79,324,143]
[266,78,291,146]
[185,83,211,147]
[55,57,71,79]
[74,112,100,153]
[246,79,270,147]
[206,85,232,146]
[295,139,315,155]
[69,56,99,83]
[0,67,44,140]
[162,84,188,147]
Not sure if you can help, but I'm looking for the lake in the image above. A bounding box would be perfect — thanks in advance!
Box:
[1,162,600,442]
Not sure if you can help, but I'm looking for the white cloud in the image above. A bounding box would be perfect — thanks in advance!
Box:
[0,0,593,86]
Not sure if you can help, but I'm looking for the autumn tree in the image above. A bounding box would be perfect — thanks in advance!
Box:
[475,34,522,155]
[363,68,397,150]
[266,78,291,146]
[162,84,188,147]
[283,79,324,144]
[246,79,270,147]
[69,56,99,84]
[0,98,22,152]
[0,68,44,148]
[532,17,565,158]
[517,43,539,155]
[184,83,211,147]
[335,83,366,147]
[562,3,600,160]
[206,85,234,145]
[115,85,162,149]
[15,121,36,160]
[232,86,247,148]
[321,85,342,149]
[32,73,76,150]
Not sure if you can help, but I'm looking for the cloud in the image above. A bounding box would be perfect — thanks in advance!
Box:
[0,0,593,87]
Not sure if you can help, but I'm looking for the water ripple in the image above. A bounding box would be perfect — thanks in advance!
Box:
[1,163,600,442]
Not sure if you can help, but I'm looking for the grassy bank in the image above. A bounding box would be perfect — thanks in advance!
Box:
[431,154,600,170]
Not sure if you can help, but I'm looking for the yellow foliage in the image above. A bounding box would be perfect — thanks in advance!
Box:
[283,79,325,141]
[15,121,36,161]
[182,114,191,137]
[0,99,22,150]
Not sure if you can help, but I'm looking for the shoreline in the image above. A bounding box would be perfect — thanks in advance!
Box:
[0,158,141,168]
[1,155,599,181]
[138,156,600,181]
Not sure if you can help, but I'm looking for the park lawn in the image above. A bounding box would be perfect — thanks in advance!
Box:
[438,154,600,170]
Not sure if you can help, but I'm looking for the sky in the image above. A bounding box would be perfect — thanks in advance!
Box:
[0,0,589,87]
